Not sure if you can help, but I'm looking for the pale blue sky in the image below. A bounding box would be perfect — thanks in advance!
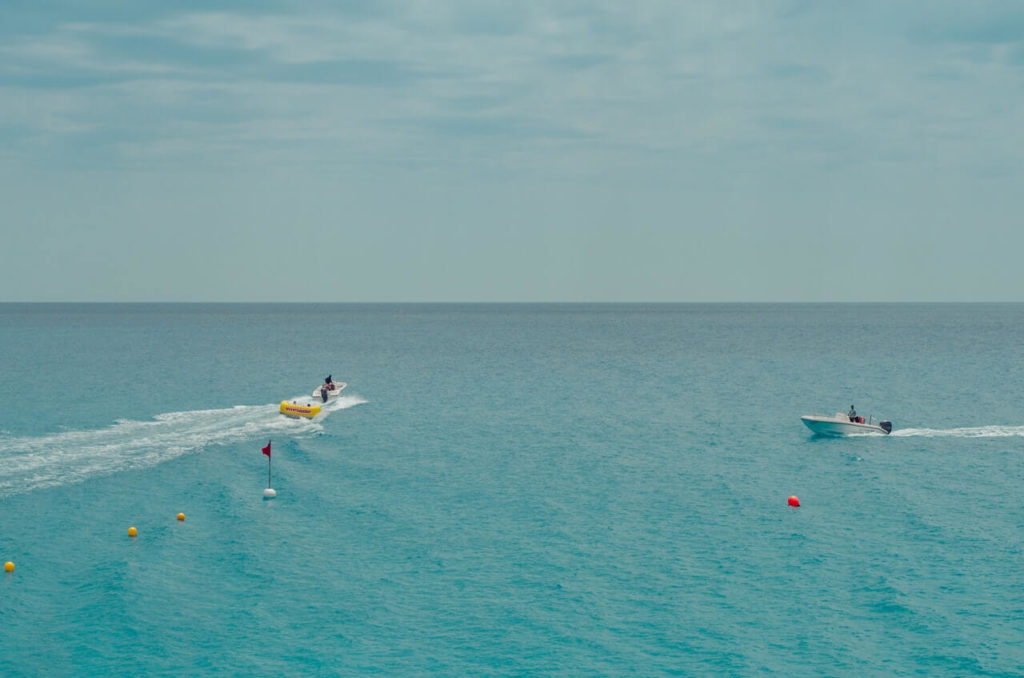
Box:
[2,1,1022,301]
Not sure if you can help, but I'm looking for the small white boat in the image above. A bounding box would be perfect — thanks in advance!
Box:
[312,381,347,402]
[801,413,892,436]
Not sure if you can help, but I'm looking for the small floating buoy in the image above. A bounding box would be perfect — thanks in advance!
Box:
[788,495,800,507]
[128,526,138,537]
[177,513,185,521]
[4,561,14,573]
[263,488,277,499]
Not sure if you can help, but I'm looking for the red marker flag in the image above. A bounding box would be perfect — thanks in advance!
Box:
[262,441,271,458]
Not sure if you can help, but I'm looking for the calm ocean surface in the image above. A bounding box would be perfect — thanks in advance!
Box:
[1,303,1022,676]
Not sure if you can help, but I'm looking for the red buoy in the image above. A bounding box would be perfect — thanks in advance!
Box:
[787,495,800,507]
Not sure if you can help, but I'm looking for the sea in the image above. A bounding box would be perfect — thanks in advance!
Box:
[1,303,1022,676]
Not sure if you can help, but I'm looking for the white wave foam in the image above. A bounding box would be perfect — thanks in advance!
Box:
[0,395,367,497]
[890,425,1024,438]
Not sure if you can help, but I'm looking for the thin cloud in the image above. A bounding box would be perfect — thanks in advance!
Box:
[2,2,1023,179]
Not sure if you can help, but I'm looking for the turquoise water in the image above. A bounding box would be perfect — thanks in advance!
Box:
[1,303,1023,675]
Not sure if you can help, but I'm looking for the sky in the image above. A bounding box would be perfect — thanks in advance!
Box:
[2,1,1023,302]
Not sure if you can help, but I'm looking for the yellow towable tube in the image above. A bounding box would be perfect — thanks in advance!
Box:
[280,401,321,418]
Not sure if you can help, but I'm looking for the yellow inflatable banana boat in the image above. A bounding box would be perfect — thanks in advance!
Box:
[280,401,321,418]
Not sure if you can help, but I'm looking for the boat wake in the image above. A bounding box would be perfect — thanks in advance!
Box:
[0,394,366,497]
[890,425,1024,438]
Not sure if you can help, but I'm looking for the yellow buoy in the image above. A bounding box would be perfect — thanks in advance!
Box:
[3,561,13,573]
[177,513,185,521]
[128,526,138,537]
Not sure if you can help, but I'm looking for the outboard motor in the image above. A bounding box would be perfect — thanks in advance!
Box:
[879,421,892,434]
[321,387,329,403]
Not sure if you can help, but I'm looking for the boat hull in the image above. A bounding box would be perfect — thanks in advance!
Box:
[801,415,891,436]
[312,382,347,400]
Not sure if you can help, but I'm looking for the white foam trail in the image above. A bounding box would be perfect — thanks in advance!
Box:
[890,425,1024,438]
[0,394,367,497]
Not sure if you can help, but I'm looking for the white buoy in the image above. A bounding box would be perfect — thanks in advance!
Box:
[261,440,276,499]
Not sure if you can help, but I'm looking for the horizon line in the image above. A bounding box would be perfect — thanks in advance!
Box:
[3,300,1023,305]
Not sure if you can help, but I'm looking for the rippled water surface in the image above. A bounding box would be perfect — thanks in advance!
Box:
[1,303,1022,675]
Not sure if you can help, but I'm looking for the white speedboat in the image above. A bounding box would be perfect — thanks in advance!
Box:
[312,380,347,402]
[801,413,892,436]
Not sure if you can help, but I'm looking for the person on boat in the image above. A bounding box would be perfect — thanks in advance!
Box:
[848,405,857,421]
[325,375,335,391]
